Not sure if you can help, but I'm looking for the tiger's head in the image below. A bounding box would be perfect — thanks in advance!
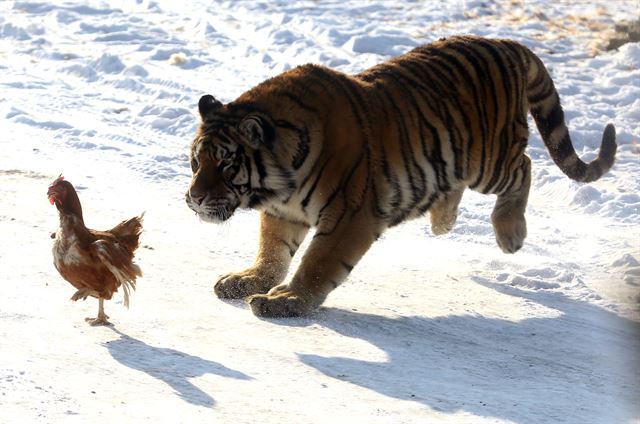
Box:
[186,94,296,223]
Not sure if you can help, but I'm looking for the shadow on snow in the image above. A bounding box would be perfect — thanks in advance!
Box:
[104,327,252,407]
[276,279,640,423]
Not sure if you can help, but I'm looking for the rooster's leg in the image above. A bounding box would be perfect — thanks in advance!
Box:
[85,298,111,326]
[71,288,99,302]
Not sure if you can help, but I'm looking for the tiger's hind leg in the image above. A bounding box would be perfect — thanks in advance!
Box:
[429,188,464,235]
[491,155,531,253]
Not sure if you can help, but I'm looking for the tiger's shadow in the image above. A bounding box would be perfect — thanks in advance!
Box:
[279,278,640,423]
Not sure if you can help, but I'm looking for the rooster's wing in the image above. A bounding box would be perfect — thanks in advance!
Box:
[90,239,142,308]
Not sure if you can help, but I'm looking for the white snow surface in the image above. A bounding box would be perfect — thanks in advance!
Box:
[1,1,639,423]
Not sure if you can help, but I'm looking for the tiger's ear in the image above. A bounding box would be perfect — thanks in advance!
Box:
[198,94,222,119]
[239,114,274,149]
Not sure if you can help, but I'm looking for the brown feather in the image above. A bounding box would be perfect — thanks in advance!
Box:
[49,178,143,314]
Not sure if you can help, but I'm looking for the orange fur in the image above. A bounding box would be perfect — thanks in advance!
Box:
[186,36,616,317]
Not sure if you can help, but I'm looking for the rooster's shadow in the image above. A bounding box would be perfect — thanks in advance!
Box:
[104,327,251,408]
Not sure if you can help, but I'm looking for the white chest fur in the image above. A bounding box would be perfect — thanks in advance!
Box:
[53,224,88,269]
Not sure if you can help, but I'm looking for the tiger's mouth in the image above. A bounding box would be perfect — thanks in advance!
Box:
[186,195,239,223]
[198,205,235,223]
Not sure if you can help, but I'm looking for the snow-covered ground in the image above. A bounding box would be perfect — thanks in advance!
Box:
[1,1,639,423]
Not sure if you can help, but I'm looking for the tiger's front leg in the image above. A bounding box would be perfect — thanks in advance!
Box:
[214,212,309,299]
[248,211,380,317]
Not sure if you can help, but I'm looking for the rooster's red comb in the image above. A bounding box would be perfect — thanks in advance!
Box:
[49,174,64,187]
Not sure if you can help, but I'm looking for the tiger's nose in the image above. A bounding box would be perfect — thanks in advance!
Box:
[189,191,206,205]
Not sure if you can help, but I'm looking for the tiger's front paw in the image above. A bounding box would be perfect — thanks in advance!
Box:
[248,285,314,317]
[214,269,279,299]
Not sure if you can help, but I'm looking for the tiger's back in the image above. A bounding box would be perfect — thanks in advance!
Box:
[359,36,532,202]
[287,36,613,221]
[187,35,616,317]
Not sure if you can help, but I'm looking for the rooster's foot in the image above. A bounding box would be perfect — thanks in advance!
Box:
[85,315,111,326]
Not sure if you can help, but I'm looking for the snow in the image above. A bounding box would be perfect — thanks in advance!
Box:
[1,1,639,423]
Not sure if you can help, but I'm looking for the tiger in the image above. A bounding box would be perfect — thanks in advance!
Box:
[186,35,616,318]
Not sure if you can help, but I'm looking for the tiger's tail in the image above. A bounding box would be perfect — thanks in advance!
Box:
[525,51,616,183]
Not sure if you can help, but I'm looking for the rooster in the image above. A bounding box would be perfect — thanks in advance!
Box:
[48,175,143,326]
